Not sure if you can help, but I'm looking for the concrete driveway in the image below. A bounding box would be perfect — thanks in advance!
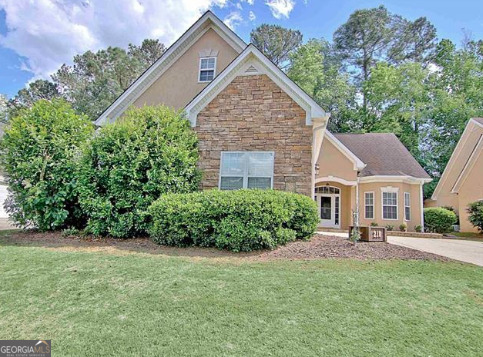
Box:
[388,236,483,266]
[0,218,16,230]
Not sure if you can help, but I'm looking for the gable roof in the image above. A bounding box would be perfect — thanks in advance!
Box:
[185,44,328,126]
[324,131,366,171]
[432,118,483,199]
[333,133,430,179]
[94,11,246,126]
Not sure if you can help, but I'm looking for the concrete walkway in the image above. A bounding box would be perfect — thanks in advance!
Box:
[0,218,16,230]
[318,230,483,266]
[388,236,483,266]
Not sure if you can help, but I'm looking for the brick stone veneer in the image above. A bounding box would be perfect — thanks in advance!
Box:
[194,74,312,196]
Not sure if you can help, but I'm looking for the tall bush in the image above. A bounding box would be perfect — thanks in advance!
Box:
[78,105,201,238]
[0,99,93,230]
[467,201,483,232]
[148,189,319,252]
[424,207,457,233]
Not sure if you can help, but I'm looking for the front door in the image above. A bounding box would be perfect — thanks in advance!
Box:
[315,192,340,228]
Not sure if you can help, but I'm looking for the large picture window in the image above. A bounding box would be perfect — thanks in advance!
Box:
[199,57,216,82]
[219,152,274,190]
[364,192,374,219]
[382,191,398,220]
[404,192,411,221]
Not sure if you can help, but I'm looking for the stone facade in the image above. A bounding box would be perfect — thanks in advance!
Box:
[195,74,313,196]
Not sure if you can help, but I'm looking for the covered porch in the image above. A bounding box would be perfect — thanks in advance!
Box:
[314,178,357,230]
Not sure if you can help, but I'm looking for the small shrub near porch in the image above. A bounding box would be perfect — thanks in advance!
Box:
[424,207,457,233]
[467,201,483,232]
[148,189,318,252]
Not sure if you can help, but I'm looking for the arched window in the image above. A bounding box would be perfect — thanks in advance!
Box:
[315,186,340,194]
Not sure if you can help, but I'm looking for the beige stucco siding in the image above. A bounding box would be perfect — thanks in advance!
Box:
[457,149,483,232]
[358,182,423,231]
[432,127,483,212]
[316,138,357,182]
[133,29,239,110]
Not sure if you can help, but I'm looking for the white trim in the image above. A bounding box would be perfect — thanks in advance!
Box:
[315,176,357,186]
[185,44,328,127]
[94,11,246,126]
[359,175,431,185]
[432,118,482,200]
[324,131,366,171]
[198,56,217,83]
[451,134,483,193]
[404,192,411,221]
[364,191,375,220]
[218,151,274,190]
[381,187,399,221]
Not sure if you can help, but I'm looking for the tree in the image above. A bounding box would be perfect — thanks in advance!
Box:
[333,6,395,85]
[363,61,431,160]
[250,24,302,67]
[0,99,93,230]
[0,94,7,123]
[388,17,437,64]
[287,39,359,132]
[8,80,60,118]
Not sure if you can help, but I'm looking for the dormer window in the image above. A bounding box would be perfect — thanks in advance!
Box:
[199,57,216,82]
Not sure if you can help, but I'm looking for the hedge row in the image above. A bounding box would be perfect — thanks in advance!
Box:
[148,189,319,252]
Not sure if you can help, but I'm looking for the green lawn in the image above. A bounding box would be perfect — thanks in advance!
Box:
[0,236,482,356]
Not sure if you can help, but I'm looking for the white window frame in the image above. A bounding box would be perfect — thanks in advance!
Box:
[219,151,274,190]
[198,57,217,83]
[404,192,411,221]
[381,187,399,221]
[364,191,375,220]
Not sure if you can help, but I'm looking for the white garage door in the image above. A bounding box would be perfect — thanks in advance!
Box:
[0,185,8,218]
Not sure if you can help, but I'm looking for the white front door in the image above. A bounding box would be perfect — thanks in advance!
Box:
[315,193,340,228]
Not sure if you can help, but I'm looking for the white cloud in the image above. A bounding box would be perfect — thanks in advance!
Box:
[0,0,228,79]
[242,0,254,5]
[265,0,295,19]
[249,11,256,21]
[236,2,243,10]
[223,11,243,30]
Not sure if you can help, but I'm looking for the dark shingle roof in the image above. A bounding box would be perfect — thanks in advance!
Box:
[473,118,483,125]
[333,133,430,178]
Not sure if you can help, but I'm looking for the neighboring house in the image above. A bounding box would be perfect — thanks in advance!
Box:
[426,118,483,232]
[95,11,430,232]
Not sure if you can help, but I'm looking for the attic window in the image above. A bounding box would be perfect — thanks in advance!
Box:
[199,57,216,82]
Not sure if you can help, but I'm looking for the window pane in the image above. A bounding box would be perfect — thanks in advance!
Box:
[220,177,243,190]
[405,207,411,220]
[383,192,397,205]
[199,70,214,81]
[365,206,374,219]
[248,152,273,176]
[221,153,244,176]
[320,197,331,219]
[247,177,271,189]
[405,193,410,206]
[383,206,397,219]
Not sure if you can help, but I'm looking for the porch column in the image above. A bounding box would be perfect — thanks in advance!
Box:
[311,117,328,195]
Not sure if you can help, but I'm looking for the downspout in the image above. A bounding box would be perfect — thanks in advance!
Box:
[355,172,360,227]
[420,182,425,232]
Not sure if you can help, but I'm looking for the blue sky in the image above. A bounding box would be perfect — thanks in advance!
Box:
[1,0,482,98]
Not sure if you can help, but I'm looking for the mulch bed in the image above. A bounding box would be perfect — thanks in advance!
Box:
[0,231,449,262]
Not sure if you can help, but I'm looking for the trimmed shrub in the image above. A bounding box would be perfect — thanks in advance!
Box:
[0,99,93,230]
[424,207,457,233]
[77,106,201,238]
[385,225,394,231]
[414,225,422,233]
[467,201,483,232]
[148,189,318,252]
[399,223,407,232]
